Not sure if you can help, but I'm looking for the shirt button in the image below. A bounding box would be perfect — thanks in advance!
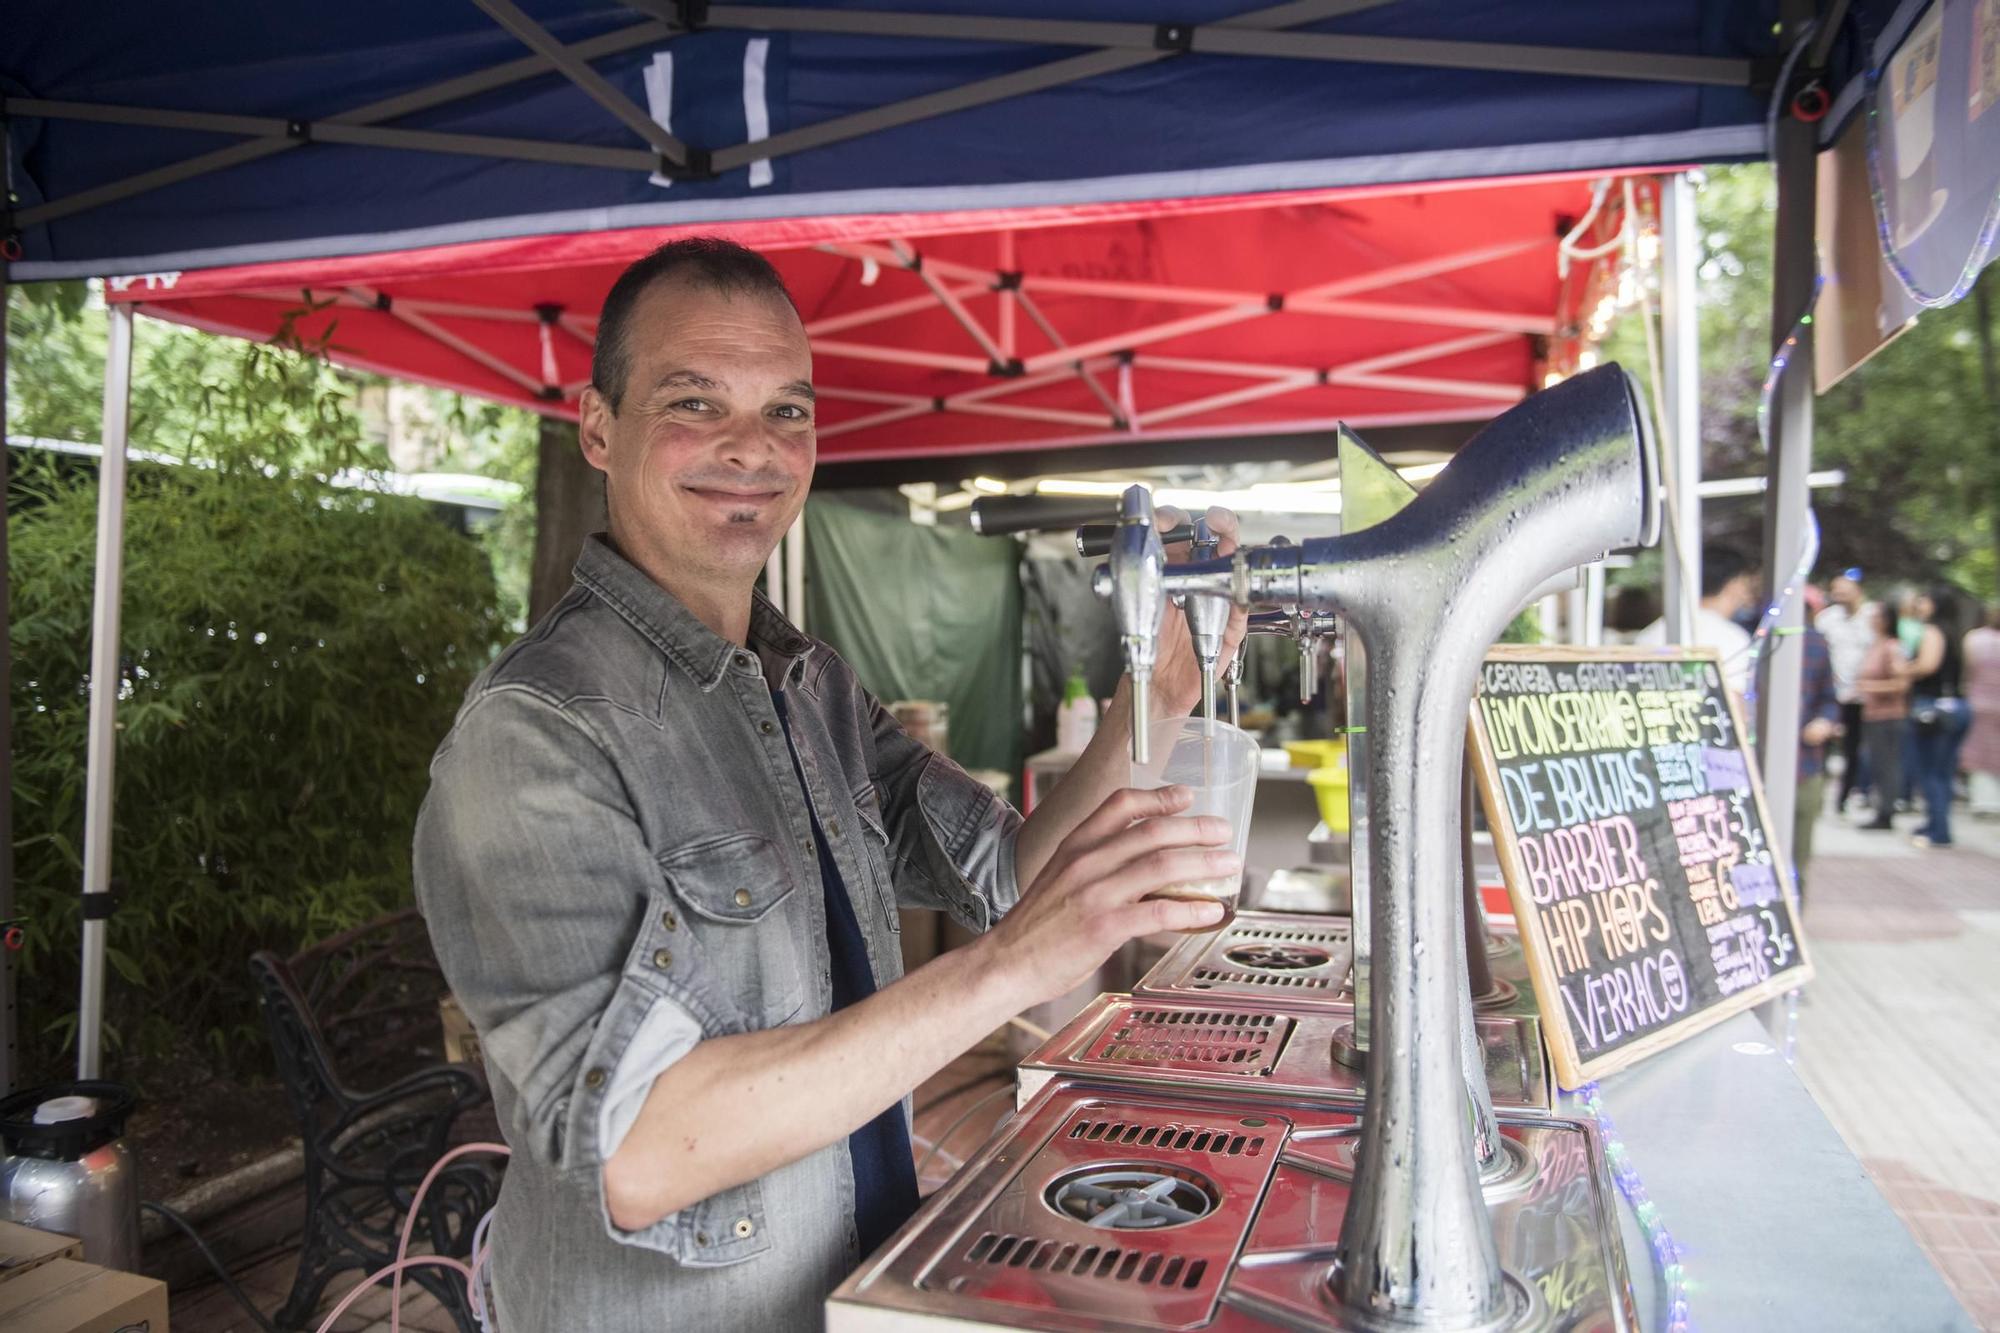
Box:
[733,1217,755,1239]
[584,1067,607,1090]
[653,948,672,969]
[826,819,841,839]
[759,720,776,735]
[734,888,753,908]
[696,1231,712,1247]
[735,653,754,670]
[660,909,677,931]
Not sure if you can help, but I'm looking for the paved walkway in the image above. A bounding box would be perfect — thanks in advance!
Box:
[1790,799,2000,1331]
[168,804,2000,1332]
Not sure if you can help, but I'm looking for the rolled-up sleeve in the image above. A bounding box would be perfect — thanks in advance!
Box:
[866,693,1023,931]
[412,685,702,1253]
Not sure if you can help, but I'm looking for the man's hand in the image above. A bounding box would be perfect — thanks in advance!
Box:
[1146,506,1251,721]
[1801,717,1838,747]
[981,785,1237,1006]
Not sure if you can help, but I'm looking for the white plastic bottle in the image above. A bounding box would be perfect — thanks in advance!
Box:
[1056,670,1098,752]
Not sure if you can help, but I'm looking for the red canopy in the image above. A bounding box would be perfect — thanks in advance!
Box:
[109,173,1643,465]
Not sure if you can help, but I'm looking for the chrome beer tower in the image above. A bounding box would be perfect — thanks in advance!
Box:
[1091,365,1660,1328]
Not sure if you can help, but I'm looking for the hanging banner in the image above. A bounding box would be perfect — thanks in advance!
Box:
[1884,5,2000,296]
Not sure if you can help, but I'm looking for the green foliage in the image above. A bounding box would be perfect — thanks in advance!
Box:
[1604,165,2000,601]
[7,303,506,1079]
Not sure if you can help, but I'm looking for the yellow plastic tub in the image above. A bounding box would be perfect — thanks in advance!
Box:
[1307,765,1351,833]
[1283,738,1347,771]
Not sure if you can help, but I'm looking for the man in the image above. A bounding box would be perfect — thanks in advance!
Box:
[413,238,1246,1332]
[1637,543,1759,695]
[1792,590,1842,900]
[1815,570,1874,810]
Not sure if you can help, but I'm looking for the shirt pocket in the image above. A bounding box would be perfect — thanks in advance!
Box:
[656,833,807,1029]
[850,783,901,934]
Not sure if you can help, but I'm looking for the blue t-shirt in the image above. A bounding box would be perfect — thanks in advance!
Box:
[772,690,920,1258]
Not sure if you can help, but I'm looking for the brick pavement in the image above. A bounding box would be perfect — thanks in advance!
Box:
[1793,800,2000,1330]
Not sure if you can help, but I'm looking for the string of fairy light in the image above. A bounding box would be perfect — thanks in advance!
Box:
[1576,21,2000,1333]
[1579,1080,1694,1333]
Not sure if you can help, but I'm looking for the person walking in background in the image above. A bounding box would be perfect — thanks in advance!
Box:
[1637,543,1759,695]
[1816,570,1875,811]
[1904,587,1970,847]
[1965,603,2000,818]
[1792,608,1843,899]
[1858,602,1910,832]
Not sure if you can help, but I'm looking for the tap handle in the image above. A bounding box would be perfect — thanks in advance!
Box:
[1190,516,1219,560]
[1075,521,1192,558]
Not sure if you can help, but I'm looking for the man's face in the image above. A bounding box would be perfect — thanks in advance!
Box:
[580,278,815,587]
[1831,575,1861,608]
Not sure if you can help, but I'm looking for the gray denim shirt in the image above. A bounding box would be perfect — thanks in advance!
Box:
[413,535,1021,1332]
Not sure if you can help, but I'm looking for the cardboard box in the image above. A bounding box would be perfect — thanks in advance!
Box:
[0,1221,84,1284]
[439,994,483,1066]
[0,1257,168,1332]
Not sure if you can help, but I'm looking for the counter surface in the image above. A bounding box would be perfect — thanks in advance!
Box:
[1587,1007,1974,1330]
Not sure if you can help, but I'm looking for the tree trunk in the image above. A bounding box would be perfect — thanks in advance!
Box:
[528,416,605,625]
[1977,280,2000,593]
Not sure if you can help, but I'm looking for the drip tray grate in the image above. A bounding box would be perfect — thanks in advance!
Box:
[1136,910,1356,1007]
[1084,1008,1291,1076]
[964,1232,1210,1289]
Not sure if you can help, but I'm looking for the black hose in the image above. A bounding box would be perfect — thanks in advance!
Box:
[141,1199,281,1333]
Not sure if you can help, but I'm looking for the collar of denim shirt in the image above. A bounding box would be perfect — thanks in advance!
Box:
[573,533,812,692]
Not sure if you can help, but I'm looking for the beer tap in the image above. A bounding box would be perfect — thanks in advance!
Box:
[1184,518,1230,721]
[1088,366,1660,1328]
[1106,486,1167,766]
[1222,646,1245,725]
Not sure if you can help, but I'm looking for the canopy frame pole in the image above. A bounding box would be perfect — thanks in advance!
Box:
[805,287,986,338]
[347,286,555,397]
[468,0,697,167]
[1146,330,1519,381]
[816,404,931,440]
[704,0,1399,175]
[77,302,135,1081]
[784,515,806,635]
[1660,170,1703,642]
[998,231,1017,359]
[679,3,1750,87]
[812,340,991,374]
[11,0,1757,236]
[887,239,1009,365]
[1757,0,1819,850]
[1075,363,1124,428]
[7,20,674,229]
[1140,373,1322,427]
[0,246,16,1095]
[1009,288,1069,353]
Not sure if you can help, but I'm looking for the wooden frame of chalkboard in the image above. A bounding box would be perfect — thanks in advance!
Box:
[1469,644,1814,1088]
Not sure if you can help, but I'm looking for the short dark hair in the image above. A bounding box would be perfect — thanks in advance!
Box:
[590,237,799,413]
[1700,544,1752,599]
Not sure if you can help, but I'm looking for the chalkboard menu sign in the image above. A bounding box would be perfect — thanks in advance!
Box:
[1470,646,1813,1087]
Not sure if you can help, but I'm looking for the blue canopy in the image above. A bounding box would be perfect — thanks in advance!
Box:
[4,1,1899,280]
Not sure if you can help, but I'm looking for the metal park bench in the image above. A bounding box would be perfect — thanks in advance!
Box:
[249,909,498,1332]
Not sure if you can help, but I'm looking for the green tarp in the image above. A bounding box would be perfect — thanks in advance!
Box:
[803,496,1023,779]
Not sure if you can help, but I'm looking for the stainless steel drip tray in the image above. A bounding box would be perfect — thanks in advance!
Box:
[1135,912,1355,1010]
[1018,993,1552,1114]
[828,1081,1634,1333]
[1225,1115,1638,1333]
